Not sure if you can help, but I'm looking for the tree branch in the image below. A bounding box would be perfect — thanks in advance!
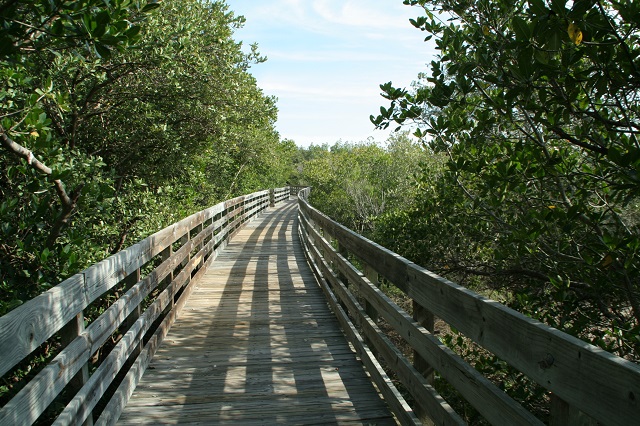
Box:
[0,125,79,246]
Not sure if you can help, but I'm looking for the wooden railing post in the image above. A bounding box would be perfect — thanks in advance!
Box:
[241,197,246,226]
[178,231,190,304]
[269,188,275,207]
[363,264,379,323]
[335,240,355,321]
[412,301,435,384]
[122,267,143,358]
[336,240,349,286]
[550,394,597,426]
[60,311,93,426]
[160,245,173,308]
[192,222,204,272]
[413,301,436,424]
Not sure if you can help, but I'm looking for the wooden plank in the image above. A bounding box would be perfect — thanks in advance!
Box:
[300,203,408,289]
[302,212,543,424]
[549,393,597,426]
[53,248,201,425]
[300,225,421,426]
[118,401,395,426]
[310,251,462,425]
[407,265,640,424]
[0,250,182,425]
[96,277,187,426]
[97,231,231,426]
[299,197,640,425]
[0,189,287,426]
[224,195,245,209]
[0,273,86,377]
[97,206,242,426]
[201,200,225,222]
[116,201,396,425]
[52,204,221,424]
[0,197,218,377]
[301,220,457,426]
[412,301,434,381]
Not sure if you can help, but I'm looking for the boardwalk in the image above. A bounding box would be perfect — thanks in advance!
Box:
[118,201,396,425]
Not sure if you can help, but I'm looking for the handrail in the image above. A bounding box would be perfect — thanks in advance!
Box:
[297,188,640,425]
[0,186,290,425]
[288,185,307,197]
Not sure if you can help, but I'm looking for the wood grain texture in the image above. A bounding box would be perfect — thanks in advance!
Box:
[117,201,396,425]
[0,196,229,377]
[299,196,640,425]
[299,210,541,425]
[300,221,441,426]
[0,189,273,425]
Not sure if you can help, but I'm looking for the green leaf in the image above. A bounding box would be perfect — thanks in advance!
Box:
[40,248,50,263]
[528,0,547,16]
[124,25,141,39]
[142,1,161,13]
[550,0,568,15]
[607,146,629,167]
[83,13,97,34]
[93,11,111,38]
[512,17,531,41]
[518,47,535,77]
[94,42,111,58]
[546,28,563,50]
[534,49,550,64]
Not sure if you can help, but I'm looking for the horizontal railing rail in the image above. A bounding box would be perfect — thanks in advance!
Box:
[288,185,307,197]
[0,186,290,426]
[297,188,640,425]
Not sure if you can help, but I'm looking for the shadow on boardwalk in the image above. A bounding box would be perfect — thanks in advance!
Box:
[117,201,396,425]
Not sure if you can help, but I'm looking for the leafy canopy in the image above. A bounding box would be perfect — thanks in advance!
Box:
[372,0,640,360]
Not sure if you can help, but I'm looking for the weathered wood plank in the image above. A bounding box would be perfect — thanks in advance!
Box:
[301,240,421,425]
[118,400,395,426]
[0,195,230,377]
[301,211,543,425]
[299,196,640,425]
[0,273,86,377]
[116,200,396,425]
[53,241,206,425]
[0,249,183,425]
[0,188,284,426]
[301,219,457,426]
[98,204,248,426]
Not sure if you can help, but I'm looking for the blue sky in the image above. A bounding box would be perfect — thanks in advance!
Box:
[224,0,437,147]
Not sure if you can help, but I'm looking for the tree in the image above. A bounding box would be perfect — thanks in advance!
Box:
[1,0,289,409]
[373,0,640,360]
[0,0,283,314]
[0,0,159,311]
[298,134,425,234]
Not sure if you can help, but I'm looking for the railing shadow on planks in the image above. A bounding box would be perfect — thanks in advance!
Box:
[0,187,290,426]
[295,187,640,426]
[1,185,639,425]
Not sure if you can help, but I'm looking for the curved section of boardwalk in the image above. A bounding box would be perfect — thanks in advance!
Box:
[118,201,395,425]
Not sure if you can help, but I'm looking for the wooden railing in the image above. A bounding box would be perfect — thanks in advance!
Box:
[288,185,307,197]
[4,184,639,425]
[0,186,290,426]
[297,188,640,425]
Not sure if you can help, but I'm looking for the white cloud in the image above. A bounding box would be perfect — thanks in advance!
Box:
[312,0,414,30]
[238,0,420,38]
[225,0,435,147]
[260,81,378,103]
[266,48,418,64]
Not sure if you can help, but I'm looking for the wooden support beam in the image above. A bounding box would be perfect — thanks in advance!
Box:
[60,312,93,426]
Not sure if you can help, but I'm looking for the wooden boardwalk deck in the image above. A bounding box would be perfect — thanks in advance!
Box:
[117,200,396,425]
